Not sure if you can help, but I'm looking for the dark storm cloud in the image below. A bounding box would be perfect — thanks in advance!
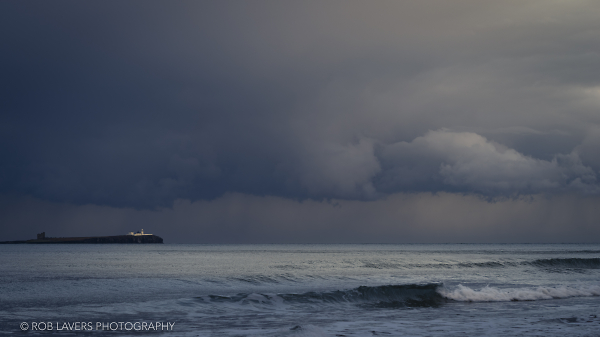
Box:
[2,1,600,208]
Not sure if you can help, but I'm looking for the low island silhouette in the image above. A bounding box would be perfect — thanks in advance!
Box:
[0,229,163,244]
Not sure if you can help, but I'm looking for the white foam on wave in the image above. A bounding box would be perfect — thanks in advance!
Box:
[441,284,600,302]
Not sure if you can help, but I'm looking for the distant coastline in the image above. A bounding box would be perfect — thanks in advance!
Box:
[0,231,163,244]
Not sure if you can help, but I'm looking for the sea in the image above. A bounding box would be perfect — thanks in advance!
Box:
[1,244,599,336]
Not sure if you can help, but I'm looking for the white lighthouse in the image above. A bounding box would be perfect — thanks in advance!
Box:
[127,229,152,236]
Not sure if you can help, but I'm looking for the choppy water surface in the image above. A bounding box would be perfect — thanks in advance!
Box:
[1,244,599,336]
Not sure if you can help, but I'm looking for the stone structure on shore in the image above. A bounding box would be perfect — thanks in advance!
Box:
[0,231,163,244]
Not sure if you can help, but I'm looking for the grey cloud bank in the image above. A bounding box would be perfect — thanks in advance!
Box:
[377,130,598,196]
[1,1,599,242]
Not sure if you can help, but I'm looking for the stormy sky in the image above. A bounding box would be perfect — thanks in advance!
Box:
[1,1,600,243]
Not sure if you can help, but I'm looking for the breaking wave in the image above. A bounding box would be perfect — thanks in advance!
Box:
[199,283,600,308]
[441,284,600,302]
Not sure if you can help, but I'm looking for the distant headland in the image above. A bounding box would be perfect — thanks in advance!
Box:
[0,229,163,244]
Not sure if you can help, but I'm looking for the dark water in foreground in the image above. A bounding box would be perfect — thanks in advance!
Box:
[1,244,599,336]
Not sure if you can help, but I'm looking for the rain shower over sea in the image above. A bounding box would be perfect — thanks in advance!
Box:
[1,244,599,336]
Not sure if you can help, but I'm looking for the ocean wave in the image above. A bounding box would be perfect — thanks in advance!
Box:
[199,282,600,308]
[527,258,600,269]
[200,284,447,308]
[412,258,600,270]
[441,284,600,302]
[230,275,282,284]
[457,261,515,268]
[281,284,446,308]
[406,262,513,269]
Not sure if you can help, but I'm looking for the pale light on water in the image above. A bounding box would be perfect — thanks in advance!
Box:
[1,244,599,336]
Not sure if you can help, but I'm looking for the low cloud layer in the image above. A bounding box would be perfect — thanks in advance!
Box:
[2,193,599,243]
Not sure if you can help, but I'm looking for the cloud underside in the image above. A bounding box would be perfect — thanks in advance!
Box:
[262,129,600,200]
